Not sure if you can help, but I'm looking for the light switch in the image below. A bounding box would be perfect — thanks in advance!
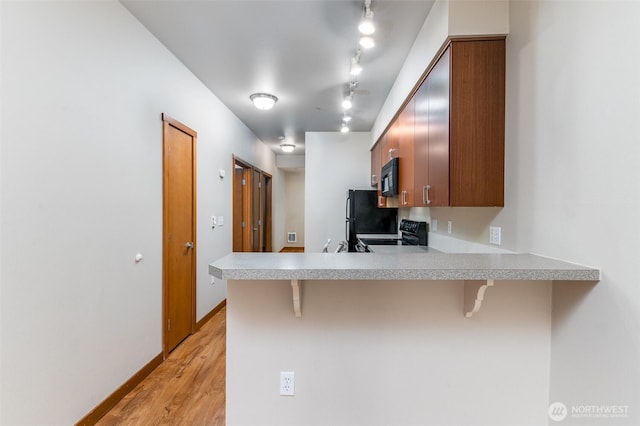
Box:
[211,216,217,228]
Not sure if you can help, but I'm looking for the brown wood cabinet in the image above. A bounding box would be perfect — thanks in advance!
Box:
[370,37,505,208]
[397,98,415,206]
[370,140,381,188]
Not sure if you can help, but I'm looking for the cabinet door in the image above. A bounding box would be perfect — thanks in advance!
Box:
[370,142,381,188]
[449,39,505,206]
[376,133,388,207]
[384,120,399,164]
[427,45,451,207]
[398,98,415,206]
[414,79,430,205]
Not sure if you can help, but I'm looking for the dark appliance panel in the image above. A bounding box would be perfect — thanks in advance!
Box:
[346,189,398,252]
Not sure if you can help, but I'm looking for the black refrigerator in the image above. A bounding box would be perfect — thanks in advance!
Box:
[346,189,398,252]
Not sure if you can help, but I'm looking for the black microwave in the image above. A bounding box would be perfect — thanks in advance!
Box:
[381,157,399,197]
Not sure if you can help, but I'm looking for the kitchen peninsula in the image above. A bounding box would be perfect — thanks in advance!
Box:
[210,251,599,424]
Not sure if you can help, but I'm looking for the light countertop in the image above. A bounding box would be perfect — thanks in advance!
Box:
[209,252,600,282]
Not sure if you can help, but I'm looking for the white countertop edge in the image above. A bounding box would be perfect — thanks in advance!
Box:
[209,252,600,282]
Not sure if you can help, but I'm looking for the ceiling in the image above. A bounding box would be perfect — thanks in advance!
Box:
[121,0,434,155]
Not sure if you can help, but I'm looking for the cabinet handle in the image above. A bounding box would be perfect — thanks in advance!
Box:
[423,185,432,205]
[402,190,407,205]
[378,196,384,206]
[371,174,377,185]
[388,148,396,160]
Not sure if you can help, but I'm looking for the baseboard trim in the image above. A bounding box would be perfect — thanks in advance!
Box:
[75,352,163,426]
[75,300,225,425]
[196,299,227,330]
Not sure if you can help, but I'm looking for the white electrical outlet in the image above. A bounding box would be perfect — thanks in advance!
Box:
[489,226,502,245]
[280,371,295,396]
[218,216,224,226]
[447,220,452,234]
[431,219,438,232]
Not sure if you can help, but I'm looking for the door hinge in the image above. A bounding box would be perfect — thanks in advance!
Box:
[258,220,262,226]
[258,181,262,188]
[241,179,246,186]
[241,221,246,228]
[168,319,171,331]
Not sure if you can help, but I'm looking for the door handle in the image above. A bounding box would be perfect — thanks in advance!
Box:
[185,242,194,249]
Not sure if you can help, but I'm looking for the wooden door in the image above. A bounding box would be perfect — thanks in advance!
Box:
[162,114,196,356]
[262,174,273,252]
[251,169,261,251]
[427,45,451,207]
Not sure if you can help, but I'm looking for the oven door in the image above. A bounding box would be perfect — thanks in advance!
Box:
[360,237,400,246]
[401,233,420,246]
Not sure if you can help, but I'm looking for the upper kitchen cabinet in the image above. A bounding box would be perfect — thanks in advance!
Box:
[442,38,505,207]
[397,98,416,206]
[370,139,381,188]
[372,36,506,208]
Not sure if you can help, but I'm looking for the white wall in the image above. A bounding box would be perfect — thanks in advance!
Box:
[506,1,639,423]
[283,170,305,248]
[227,278,552,425]
[371,0,509,145]
[374,0,640,423]
[0,1,276,423]
[305,132,371,252]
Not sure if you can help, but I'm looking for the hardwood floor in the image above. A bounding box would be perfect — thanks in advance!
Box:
[279,246,304,253]
[97,307,226,425]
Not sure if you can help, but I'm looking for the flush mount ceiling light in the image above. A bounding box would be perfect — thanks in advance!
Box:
[359,36,375,49]
[249,93,278,110]
[280,143,296,153]
[358,0,375,35]
[343,113,352,122]
[340,123,350,133]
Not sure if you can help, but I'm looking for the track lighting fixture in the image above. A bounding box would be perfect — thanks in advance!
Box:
[359,36,375,49]
[342,93,353,110]
[350,56,363,76]
[337,1,378,132]
[358,0,375,35]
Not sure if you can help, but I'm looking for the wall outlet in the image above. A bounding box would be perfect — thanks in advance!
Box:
[218,216,224,226]
[489,226,502,245]
[211,215,217,228]
[280,371,295,396]
[431,219,438,232]
[447,220,452,234]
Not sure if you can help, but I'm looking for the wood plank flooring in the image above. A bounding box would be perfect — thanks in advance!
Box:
[97,307,226,425]
[279,246,304,253]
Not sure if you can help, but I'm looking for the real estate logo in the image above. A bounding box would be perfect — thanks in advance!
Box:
[548,401,630,421]
[549,402,568,422]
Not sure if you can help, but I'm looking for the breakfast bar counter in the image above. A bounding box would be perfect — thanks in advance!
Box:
[209,252,600,282]
[210,252,599,318]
